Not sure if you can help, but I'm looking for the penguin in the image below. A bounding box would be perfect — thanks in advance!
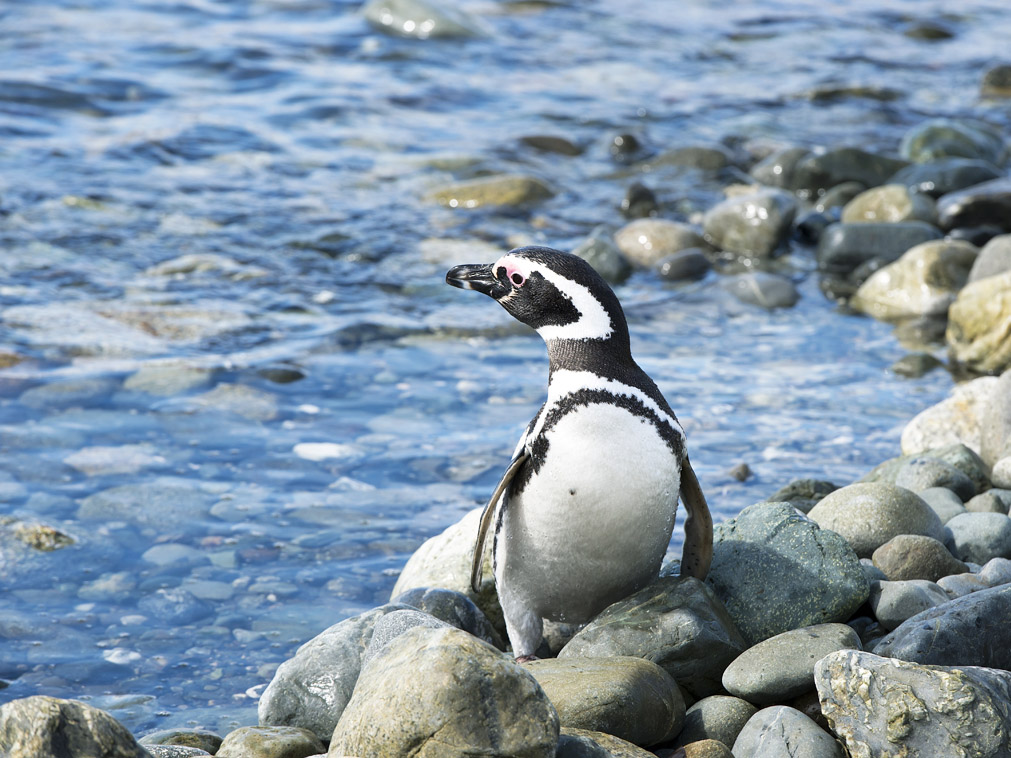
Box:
[446,246,713,661]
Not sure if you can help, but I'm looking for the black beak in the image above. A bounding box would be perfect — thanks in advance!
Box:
[446,263,503,297]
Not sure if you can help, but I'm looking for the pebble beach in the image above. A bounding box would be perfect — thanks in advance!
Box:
[2,0,1011,756]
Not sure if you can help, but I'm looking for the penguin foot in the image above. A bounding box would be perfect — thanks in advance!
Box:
[514,654,539,663]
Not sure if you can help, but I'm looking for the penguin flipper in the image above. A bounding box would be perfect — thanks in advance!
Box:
[679,455,713,580]
[470,452,529,593]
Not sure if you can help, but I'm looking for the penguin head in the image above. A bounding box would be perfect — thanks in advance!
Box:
[446,246,626,343]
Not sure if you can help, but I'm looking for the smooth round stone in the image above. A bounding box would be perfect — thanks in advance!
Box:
[656,249,711,281]
[141,543,207,566]
[361,0,486,39]
[794,209,838,245]
[860,559,887,584]
[841,184,936,224]
[702,189,797,258]
[651,145,734,171]
[393,586,503,649]
[722,624,860,705]
[614,219,708,267]
[889,158,1003,198]
[732,706,843,758]
[807,482,946,558]
[664,740,734,758]
[571,229,632,284]
[362,609,452,665]
[816,221,942,275]
[749,146,811,189]
[901,377,999,457]
[981,370,1011,468]
[968,233,1011,283]
[672,696,757,750]
[932,443,994,494]
[559,728,655,758]
[620,182,658,219]
[982,64,1011,97]
[427,174,554,209]
[937,178,1011,233]
[815,181,866,212]
[994,457,1011,489]
[868,579,950,630]
[216,725,322,758]
[965,490,1011,514]
[145,746,211,757]
[525,656,684,746]
[850,240,977,321]
[722,272,799,309]
[187,383,279,421]
[901,118,1007,165]
[890,352,942,378]
[871,534,968,582]
[894,454,976,500]
[0,696,150,757]
[792,147,909,194]
[936,572,988,598]
[766,479,837,513]
[945,512,1011,564]
[979,557,1011,586]
[124,362,213,395]
[519,135,583,156]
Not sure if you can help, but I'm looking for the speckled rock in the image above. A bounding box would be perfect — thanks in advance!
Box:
[947,270,1011,374]
[816,221,942,275]
[558,576,746,698]
[850,239,977,321]
[793,147,909,194]
[966,490,1011,514]
[614,219,708,267]
[571,228,633,284]
[362,609,453,665]
[525,657,684,746]
[732,706,843,758]
[329,626,558,758]
[722,624,860,705]
[705,502,869,645]
[807,483,945,558]
[968,233,1011,282]
[895,454,976,500]
[144,747,209,758]
[873,584,1011,669]
[722,272,799,309]
[139,729,222,754]
[841,184,936,224]
[0,696,152,758]
[702,189,797,257]
[937,178,1011,233]
[980,556,1011,586]
[427,174,554,209]
[557,728,655,758]
[216,726,323,758]
[392,586,503,649]
[868,579,951,631]
[871,534,968,582]
[901,377,999,457]
[817,650,1011,757]
[901,118,1007,165]
[258,603,413,741]
[889,157,1004,198]
[945,512,1011,564]
[671,696,757,751]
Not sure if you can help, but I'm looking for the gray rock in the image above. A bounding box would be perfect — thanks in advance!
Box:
[841,184,936,224]
[793,147,909,194]
[330,626,558,758]
[938,178,1011,233]
[966,490,1011,514]
[137,588,212,625]
[655,249,711,282]
[901,118,1008,165]
[427,174,554,209]
[571,228,632,284]
[900,378,1000,458]
[258,603,413,741]
[894,454,977,500]
[945,512,1011,564]
[871,534,968,582]
[889,157,1004,198]
[816,221,942,275]
[807,482,945,558]
[363,609,452,665]
[981,370,1011,468]
[868,579,950,631]
[860,559,887,583]
[937,572,988,598]
[393,586,503,648]
[705,502,869,645]
[816,650,1011,758]
[873,584,1011,669]
[850,239,977,321]
[525,656,684,747]
[731,706,843,758]
[722,623,860,705]
[983,64,1011,97]
[702,189,797,257]
[78,478,219,528]
[749,146,811,189]
[124,362,213,396]
[651,145,735,171]
[980,557,1011,586]
[994,456,1011,489]
[138,729,222,754]
[519,135,583,156]
[672,695,757,751]
[766,479,838,512]
[815,181,867,212]
[968,233,1011,282]
[144,747,210,758]
[216,726,323,758]
[557,728,655,758]
[0,696,152,758]
[620,182,658,219]
[361,0,487,39]
[847,616,887,650]
[722,272,799,309]
[932,443,993,495]
[890,352,943,378]
[558,576,746,699]
[614,219,708,267]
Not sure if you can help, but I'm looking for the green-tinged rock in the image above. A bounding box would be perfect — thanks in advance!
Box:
[749,146,812,189]
[519,135,583,156]
[139,728,222,754]
[983,64,1011,97]
[0,696,152,758]
[937,178,1011,232]
[428,174,554,209]
[672,696,757,751]
[807,483,945,558]
[706,503,869,645]
[889,158,1003,198]
[124,361,213,395]
[969,233,1011,282]
[702,189,797,257]
[361,0,486,39]
[947,270,1011,374]
[722,272,799,309]
[614,218,708,267]
[816,650,1011,757]
[793,147,909,194]
[841,184,936,224]
[894,454,977,499]
[216,726,323,758]
[558,576,746,698]
[329,626,558,758]
[816,221,942,275]
[651,145,734,171]
[901,118,1008,165]
[525,657,684,746]
[11,521,73,551]
[557,728,656,757]
[571,228,633,284]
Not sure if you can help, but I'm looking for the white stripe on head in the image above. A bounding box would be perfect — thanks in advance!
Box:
[494,254,614,341]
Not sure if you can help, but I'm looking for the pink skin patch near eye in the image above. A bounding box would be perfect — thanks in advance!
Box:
[502,262,526,287]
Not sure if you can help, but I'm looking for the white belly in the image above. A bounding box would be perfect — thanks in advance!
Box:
[495,402,681,624]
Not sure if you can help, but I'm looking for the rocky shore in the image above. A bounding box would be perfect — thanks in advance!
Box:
[4,32,1011,755]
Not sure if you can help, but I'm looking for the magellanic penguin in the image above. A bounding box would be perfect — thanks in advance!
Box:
[446,246,713,661]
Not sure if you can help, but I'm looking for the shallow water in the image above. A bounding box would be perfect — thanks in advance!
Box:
[0,0,1008,736]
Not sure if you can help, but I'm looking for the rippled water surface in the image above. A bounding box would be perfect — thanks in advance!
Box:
[1,0,1009,735]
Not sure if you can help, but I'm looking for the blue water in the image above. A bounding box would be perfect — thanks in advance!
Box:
[1,0,1008,736]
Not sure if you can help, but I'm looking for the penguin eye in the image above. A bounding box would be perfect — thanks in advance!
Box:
[510,272,525,287]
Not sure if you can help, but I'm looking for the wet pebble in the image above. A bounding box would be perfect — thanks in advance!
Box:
[937,177,1011,232]
[620,182,658,219]
[671,695,757,751]
[890,352,942,378]
[815,221,941,276]
[901,118,1007,165]
[841,184,936,224]
[749,146,811,189]
[702,189,797,258]
[722,272,799,309]
[889,157,1002,198]
[651,144,734,171]
[982,64,1011,97]
[215,725,323,758]
[427,174,554,209]
[793,147,908,194]
[614,218,709,267]
[519,134,583,156]
[571,228,633,284]
[871,534,967,582]
[655,249,711,281]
